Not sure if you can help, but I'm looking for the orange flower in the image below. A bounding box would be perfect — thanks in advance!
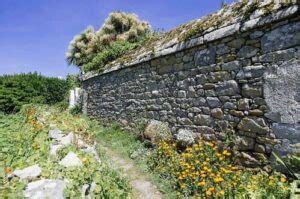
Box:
[82,157,88,163]
[31,119,37,125]
[33,143,39,150]
[5,167,12,174]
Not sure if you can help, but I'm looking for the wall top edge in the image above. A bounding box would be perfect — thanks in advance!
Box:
[81,3,299,82]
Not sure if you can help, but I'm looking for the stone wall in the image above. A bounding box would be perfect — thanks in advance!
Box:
[82,2,300,167]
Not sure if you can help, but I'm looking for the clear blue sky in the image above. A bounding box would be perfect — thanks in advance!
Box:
[0,0,234,78]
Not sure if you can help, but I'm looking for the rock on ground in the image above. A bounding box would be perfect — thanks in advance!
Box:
[49,144,64,156]
[24,179,66,199]
[49,129,64,141]
[176,129,195,146]
[143,120,172,144]
[13,164,41,180]
[60,132,74,146]
[59,151,82,167]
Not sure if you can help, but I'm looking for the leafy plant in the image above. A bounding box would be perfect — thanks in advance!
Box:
[272,152,300,180]
[0,105,132,198]
[66,11,151,71]
[148,141,290,198]
[83,40,135,72]
[69,103,82,116]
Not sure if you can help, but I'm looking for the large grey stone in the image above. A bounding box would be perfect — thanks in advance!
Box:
[261,21,300,53]
[204,23,240,42]
[257,48,299,63]
[194,114,213,126]
[176,129,195,146]
[143,120,172,144]
[206,97,221,108]
[264,59,300,124]
[59,151,82,167]
[221,61,241,71]
[241,5,299,32]
[238,117,269,135]
[24,179,66,199]
[194,47,216,66]
[215,80,239,96]
[211,108,223,119]
[250,31,264,39]
[223,102,236,110]
[272,123,300,144]
[242,65,266,79]
[227,38,245,49]
[13,165,41,180]
[237,46,259,58]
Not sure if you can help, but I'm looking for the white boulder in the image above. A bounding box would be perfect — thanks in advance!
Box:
[13,164,41,180]
[24,179,66,199]
[60,132,74,146]
[49,129,64,141]
[59,151,82,167]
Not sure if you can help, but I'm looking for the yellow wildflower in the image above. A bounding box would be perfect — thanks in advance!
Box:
[198,181,206,186]
[280,177,287,183]
[206,190,212,196]
[218,190,225,196]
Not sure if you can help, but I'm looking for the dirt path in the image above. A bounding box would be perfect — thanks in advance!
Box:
[100,146,162,199]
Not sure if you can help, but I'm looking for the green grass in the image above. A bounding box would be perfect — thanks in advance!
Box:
[0,105,132,198]
[96,124,177,198]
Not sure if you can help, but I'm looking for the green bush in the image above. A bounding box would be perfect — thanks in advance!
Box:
[83,40,135,72]
[0,73,69,113]
[83,33,156,72]
[66,11,153,72]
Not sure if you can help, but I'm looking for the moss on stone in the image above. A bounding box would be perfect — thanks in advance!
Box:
[97,0,295,72]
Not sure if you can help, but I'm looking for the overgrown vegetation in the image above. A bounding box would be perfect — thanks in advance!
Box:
[83,34,155,72]
[96,124,176,197]
[149,141,290,198]
[0,105,131,198]
[96,124,294,198]
[0,73,69,113]
[66,11,152,72]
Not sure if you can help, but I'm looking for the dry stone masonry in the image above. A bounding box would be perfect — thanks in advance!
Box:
[82,1,300,167]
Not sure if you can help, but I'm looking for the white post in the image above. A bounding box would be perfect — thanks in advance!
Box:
[69,90,75,108]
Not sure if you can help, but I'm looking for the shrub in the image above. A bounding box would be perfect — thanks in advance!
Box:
[148,141,290,198]
[66,11,152,71]
[66,74,80,89]
[97,11,150,43]
[83,33,157,72]
[66,27,98,67]
[83,40,134,72]
[0,73,69,113]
